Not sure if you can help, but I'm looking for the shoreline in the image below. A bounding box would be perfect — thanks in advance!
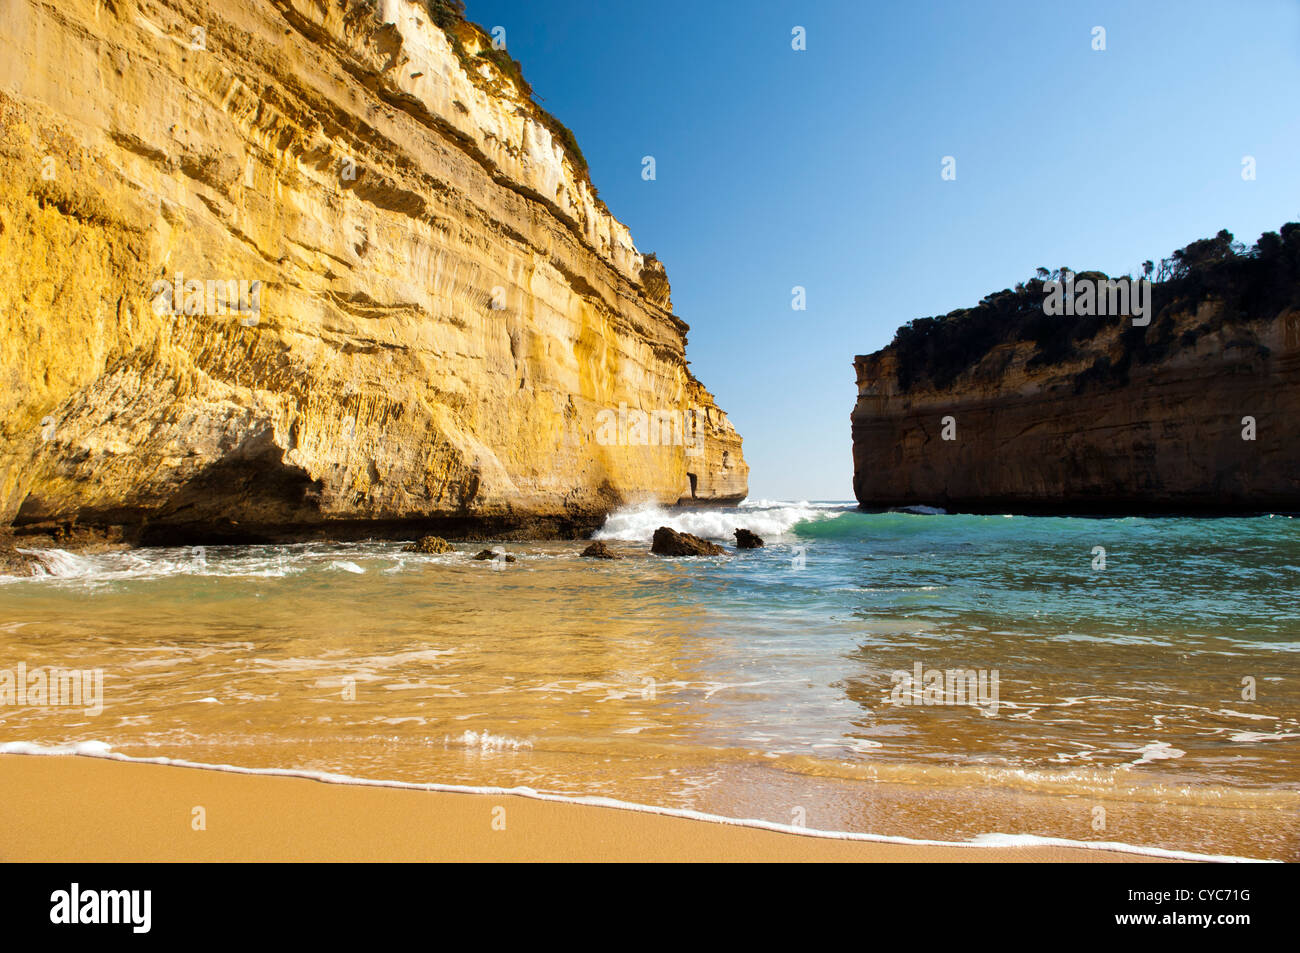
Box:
[853,503,1300,518]
[0,501,763,557]
[2,515,612,551]
[0,751,1206,862]
[5,500,1290,573]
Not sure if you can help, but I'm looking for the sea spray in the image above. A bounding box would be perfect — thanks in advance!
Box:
[593,500,851,542]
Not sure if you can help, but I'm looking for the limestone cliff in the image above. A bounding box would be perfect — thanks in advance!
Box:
[853,227,1300,513]
[0,0,746,543]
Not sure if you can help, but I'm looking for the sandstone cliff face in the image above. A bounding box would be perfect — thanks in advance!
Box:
[0,0,746,543]
[853,302,1300,513]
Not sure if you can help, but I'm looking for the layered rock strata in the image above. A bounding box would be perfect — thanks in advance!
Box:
[853,284,1300,513]
[0,0,746,544]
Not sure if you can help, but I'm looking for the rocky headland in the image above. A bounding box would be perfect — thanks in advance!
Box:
[0,0,746,548]
[853,226,1300,514]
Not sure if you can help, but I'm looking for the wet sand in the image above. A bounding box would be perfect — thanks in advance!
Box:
[0,754,1174,862]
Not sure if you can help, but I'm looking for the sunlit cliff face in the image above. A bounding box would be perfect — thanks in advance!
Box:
[0,0,746,542]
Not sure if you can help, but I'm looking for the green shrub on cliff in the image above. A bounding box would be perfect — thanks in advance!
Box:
[889,222,1300,391]
[424,0,466,30]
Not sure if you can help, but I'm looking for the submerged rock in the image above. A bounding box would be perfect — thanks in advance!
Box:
[650,526,725,557]
[472,549,516,562]
[580,541,618,559]
[0,543,39,577]
[734,528,764,549]
[402,535,453,554]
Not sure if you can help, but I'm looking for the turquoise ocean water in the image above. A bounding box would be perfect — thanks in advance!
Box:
[1,501,1296,858]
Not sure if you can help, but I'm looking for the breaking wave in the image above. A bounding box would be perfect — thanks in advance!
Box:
[593,500,853,542]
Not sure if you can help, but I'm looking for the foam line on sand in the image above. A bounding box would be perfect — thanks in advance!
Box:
[0,745,1263,862]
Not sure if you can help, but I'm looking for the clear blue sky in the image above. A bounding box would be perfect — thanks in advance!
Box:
[463,0,1300,500]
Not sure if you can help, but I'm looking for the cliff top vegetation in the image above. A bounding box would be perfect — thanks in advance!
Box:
[883,223,1300,392]
[421,1,598,195]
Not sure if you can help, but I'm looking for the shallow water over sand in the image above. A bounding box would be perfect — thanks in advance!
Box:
[1,503,1297,858]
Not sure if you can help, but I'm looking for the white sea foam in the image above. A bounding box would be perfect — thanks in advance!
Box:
[593,500,848,542]
[4,502,849,578]
[1217,709,1276,721]
[1228,731,1300,743]
[1131,741,1186,765]
[0,742,1270,863]
[447,730,534,751]
[15,548,105,578]
[7,546,296,582]
[1,543,404,583]
[0,740,113,757]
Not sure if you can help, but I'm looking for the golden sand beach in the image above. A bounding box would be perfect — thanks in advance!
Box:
[0,754,1172,862]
